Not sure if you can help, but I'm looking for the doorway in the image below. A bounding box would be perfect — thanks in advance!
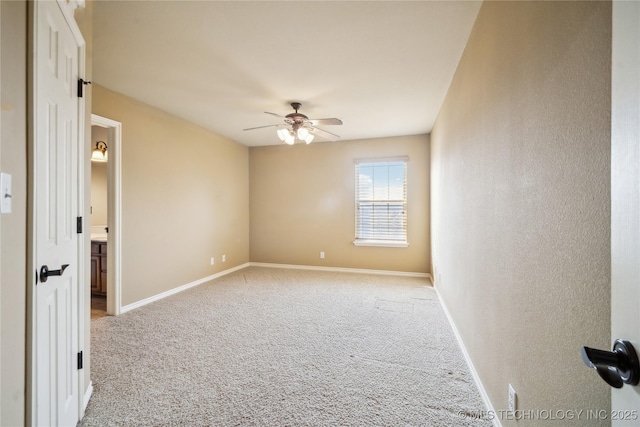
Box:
[90,125,108,318]
[90,114,122,316]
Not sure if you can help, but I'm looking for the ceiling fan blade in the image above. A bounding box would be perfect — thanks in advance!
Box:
[264,111,286,119]
[309,118,343,126]
[243,124,279,131]
[310,127,340,141]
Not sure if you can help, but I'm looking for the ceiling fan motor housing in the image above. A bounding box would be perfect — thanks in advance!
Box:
[285,103,309,126]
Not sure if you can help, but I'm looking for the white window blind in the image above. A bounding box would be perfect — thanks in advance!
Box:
[354,159,408,246]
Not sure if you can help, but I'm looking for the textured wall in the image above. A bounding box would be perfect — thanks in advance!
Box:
[430,2,611,425]
[0,2,27,425]
[250,135,430,273]
[92,84,250,306]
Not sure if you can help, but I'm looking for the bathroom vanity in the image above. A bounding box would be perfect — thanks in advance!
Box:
[91,239,107,296]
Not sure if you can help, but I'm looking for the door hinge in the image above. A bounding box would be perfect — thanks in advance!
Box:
[77,351,83,370]
[77,216,83,234]
[77,79,92,98]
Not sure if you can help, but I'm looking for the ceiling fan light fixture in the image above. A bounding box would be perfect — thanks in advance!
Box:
[245,102,341,145]
[276,127,289,141]
[297,127,310,140]
[284,131,295,145]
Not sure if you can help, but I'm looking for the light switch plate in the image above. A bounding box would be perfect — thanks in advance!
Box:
[0,173,12,214]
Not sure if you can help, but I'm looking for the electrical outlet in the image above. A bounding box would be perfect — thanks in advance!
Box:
[320,251,325,259]
[508,384,517,412]
[210,257,214,266]
[222,254,226,262]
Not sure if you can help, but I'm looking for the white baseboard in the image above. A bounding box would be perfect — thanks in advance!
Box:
[83,381,93,411]
[434,286,501,427]
[249,262,431,280]
[120,262,429,314]
[121,263,251,313]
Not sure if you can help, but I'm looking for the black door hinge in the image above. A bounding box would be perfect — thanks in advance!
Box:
[77,351,83,370]
[78,79,92,98]
[77,217,83,234]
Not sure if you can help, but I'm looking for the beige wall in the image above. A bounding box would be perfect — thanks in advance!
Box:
[0,1,27,424]
[90,161,107,227]
[431,2,611,425]
[92,84,250,306]
[250,135,430,273]
[90,127,108,227]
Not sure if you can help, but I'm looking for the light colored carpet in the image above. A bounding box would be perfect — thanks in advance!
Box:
[80,267,492,426]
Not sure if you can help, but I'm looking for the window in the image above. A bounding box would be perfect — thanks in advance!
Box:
[354,158,408,247]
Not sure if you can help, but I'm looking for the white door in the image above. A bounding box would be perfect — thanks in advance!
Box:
[33,1,82,425]
[611,1,640,424]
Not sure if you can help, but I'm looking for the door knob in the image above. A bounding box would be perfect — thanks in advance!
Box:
[581,339,640,388]
[39,264,70,284]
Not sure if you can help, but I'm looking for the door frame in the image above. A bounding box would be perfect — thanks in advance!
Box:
[0,3,2,423]
[26,0,87,424]
[611,0,640,417]
[90,114,122,316]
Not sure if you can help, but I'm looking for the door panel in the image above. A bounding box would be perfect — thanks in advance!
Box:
[33,1,81,425]
[611,1,640,422]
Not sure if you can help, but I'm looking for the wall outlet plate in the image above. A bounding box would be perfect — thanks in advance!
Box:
[320,251,325,259]
[210,257,214,265]
[222,254,226,262]
[508,384,517,412]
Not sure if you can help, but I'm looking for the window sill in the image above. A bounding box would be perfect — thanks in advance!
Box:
[353,240,409,248]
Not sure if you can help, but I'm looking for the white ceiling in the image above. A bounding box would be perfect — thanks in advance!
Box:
[92,1,481,147]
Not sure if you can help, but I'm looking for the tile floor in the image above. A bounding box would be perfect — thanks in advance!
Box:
[91,295,107,320]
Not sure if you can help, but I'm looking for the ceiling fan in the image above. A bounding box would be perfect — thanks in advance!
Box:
[244,102,343,145]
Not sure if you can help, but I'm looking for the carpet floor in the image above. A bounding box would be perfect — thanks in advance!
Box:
[80,267,492,426]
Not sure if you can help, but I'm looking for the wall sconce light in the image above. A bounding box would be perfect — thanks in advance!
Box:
[91,141,108,163]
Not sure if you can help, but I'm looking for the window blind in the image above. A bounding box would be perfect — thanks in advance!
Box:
[354,160,407,243]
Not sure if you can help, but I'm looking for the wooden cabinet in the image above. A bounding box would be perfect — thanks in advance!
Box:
[91,241,107,296]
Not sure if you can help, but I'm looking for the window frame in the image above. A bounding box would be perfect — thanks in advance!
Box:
[353,157,409,248]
